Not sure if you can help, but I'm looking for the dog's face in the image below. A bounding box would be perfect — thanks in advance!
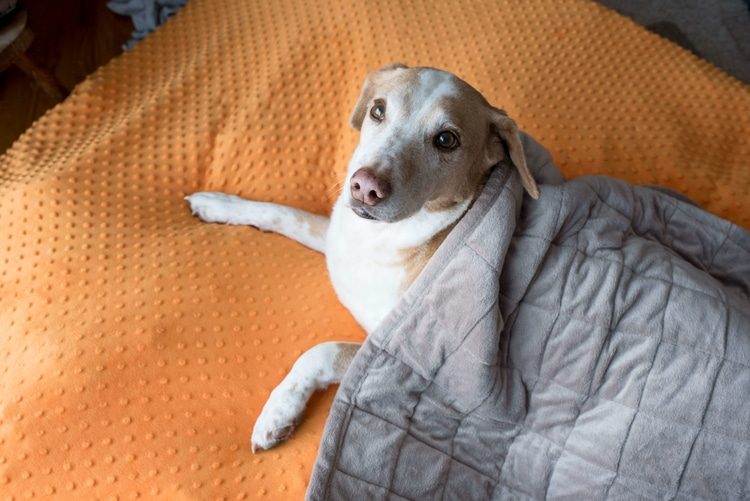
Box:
[345,64,538,223]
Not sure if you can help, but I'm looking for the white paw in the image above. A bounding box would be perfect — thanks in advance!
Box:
[184,192,248,224]
[251,383,307,453]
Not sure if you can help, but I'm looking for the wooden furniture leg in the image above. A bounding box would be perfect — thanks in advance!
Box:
[12,49,67,101]
[0,8,68,103]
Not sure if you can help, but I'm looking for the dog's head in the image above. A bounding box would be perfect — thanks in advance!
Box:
[344,64,538,223]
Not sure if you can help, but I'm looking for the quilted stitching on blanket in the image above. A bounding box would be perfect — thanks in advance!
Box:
[308,138,750,499]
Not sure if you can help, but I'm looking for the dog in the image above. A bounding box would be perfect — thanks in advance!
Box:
[185,64,539,452]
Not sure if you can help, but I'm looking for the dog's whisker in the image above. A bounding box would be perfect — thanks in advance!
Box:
[326,181,344,197]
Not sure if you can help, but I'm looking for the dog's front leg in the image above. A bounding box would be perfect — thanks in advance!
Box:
[185,192,329,253]
[251,341,360,452]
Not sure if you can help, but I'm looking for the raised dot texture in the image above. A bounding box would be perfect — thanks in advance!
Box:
[1,0,749,498]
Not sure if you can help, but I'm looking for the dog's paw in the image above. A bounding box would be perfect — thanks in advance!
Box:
[184,192,247,224]
[251,384,307,453]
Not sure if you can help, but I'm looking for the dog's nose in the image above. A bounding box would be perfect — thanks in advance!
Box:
[350,168,391,206]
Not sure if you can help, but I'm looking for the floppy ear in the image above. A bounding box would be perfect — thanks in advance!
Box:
[349,63,408,130]
[488,108,540,199]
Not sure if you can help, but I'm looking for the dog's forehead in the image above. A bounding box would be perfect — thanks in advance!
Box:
[382,69,487,121]
[411,70,459,104]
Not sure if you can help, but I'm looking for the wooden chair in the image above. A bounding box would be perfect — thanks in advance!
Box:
[0,8,67,102]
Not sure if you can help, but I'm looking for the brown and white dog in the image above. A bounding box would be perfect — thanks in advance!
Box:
[185,64,539,452]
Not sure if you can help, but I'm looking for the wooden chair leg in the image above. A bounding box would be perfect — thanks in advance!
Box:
[13,51,67,102]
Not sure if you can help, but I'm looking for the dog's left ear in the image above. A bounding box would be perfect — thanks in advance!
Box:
[488,108,539,199]
[349,63,408,130]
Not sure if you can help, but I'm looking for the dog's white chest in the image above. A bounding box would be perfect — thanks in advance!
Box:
[325,205,406,333]
[324,198,470,333]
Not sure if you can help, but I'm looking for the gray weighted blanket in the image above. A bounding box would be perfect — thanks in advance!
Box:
[307,135,750,500]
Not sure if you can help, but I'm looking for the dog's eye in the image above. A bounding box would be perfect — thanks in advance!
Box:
[434,131,459,150]
[370,102,385,122]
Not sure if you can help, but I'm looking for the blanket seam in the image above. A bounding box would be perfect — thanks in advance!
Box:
[707,224,733,271]
[332,467,413,500]
[520,368,750,447]
[377,297,498,383]
[663,193,750,258]
[437,409,465,501]
[511,370,750,445]
[343,348,725,498]
[496,186,563,318]
[346,404,498,481]
[550,252,626,495]
[586,181,750,269]
[385,379,431,495]
[602,231,675,500]
[536,183,577,498]
[320,346,386,499]
[507,233,750,315]
[671,295,729,499]
[493,379,544,499]
[504,297,750,371]
[429,302,500,401]
[465,240,501,274]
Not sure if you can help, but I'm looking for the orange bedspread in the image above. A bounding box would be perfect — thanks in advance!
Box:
[1,0,748,498]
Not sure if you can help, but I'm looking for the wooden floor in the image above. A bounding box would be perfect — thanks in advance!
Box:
[0,0,132,153]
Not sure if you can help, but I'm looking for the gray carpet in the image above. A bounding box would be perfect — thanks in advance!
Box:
[598,0,750,84]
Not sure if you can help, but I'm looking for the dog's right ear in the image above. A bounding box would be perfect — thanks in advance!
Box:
[488,107,540,199]
[349,63,408,130]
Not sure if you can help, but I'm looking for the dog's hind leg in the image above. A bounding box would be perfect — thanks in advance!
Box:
[251,341,360,452]
[185,192,329,253]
